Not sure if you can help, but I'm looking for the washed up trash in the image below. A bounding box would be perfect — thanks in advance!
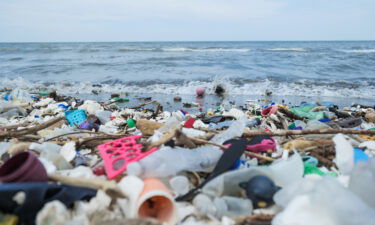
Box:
[136,119,163,136]
[273,177,375,225]
[353,148,369,163]
[365,112,375,123]
[348,158,375,208]
[127,118,136,128]
[1,86,375,225]
[0,151,48,183]
[261,105,278,117]
[0,212,18,225]
[245,135,276,153]
[136,178,177,224]
[327,117,362,128]
[290,104,326,120]
[65,109,87,127]
[0,182,97,225]
[196,86,205,97]
[184,118,196,128]
[239,175,280,208]
[98,135,158,179]
[333,134,354,174]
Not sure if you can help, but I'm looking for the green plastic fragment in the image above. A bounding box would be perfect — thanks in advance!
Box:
[127,119,136,128]
[39,91,49,97]
[290,105,326,120]
[304,163,325,176]
[303,162,337,177]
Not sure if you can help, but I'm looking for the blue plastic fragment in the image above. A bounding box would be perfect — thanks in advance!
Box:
[319,118,331,123]
[4,94,12,101]
[354,148,369,163]
[58,104,69,110]
[65,110,87,127]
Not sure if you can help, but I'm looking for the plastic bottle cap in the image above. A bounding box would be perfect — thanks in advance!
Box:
[127,119,136,128]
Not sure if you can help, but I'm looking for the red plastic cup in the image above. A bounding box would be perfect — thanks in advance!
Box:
[0,151,48,183]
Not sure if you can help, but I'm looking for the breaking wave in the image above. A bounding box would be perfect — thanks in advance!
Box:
[0,77,374,100]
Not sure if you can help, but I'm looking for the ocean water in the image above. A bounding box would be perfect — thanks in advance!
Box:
[0,41,374,104]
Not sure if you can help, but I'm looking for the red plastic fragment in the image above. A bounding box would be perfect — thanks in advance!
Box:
[184,118,196,128]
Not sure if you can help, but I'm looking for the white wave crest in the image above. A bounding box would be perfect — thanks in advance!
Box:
[267,48,307,52]
[162,48,250,52]
[339,49,375,53]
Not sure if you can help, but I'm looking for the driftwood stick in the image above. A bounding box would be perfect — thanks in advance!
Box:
[77,134,126,148]
[147,129,177,149]
[243,128,375,137]
[245,152,276,162]
[152,104,162,119]
[45,130,108,141]
[48,173,127,199]
[0,121,32,130]
[175,130,196,148]
[189,137,225,149]
[131,100,157,109]
[0,116,64,140]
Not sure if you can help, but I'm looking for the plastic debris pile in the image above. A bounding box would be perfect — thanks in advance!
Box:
[0,90,375,225]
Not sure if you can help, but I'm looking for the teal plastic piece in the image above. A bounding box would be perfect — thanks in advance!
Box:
[65,110,87,127]
[302,156,318,166]
[290,105,326,120]
[304,163,325,176]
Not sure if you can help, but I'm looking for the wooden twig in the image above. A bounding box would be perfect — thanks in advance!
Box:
[45,130,108,141]
[146,129,177,149]
[131,100,157,109]
[244,152,275,162]
[77,134,126,148]
[0,121,32,130]
[175,130,196,148]
[48,173,127,199]
[152,104,162,119]
[189,137,225,149]
[243,128,375,137]
[0,116,64,140]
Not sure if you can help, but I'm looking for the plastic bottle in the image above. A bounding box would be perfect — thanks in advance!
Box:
[127,146,222,178]
[210,116,247,145]
[10,89,32,103]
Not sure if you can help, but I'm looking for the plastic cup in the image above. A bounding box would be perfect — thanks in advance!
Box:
[135,178,177,225]
[0,151,48,183]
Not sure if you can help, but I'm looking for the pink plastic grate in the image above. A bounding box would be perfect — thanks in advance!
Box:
[98,135,158,179]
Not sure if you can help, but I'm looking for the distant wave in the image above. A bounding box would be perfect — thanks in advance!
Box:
[8,57,23,61]
[162,48,250,52]
[118,47,250,53]
[79,62,109,66]
[267,48,307,52]
[339,49,375,53]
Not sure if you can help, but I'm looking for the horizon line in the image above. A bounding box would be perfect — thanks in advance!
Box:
[0,39,374,44]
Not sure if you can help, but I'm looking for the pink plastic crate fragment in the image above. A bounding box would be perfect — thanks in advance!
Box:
[98,135,158,179]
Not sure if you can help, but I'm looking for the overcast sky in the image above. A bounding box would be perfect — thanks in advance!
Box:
[0,0,374,42]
